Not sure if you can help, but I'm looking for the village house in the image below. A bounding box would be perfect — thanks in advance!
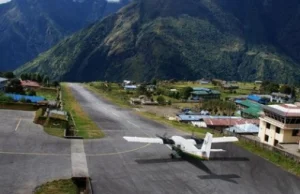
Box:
[0,77,8,92]
[247,94,270,105]
[124,85,137,91]
[235,99,263,118]
[271,92,293,103]
[258,104,300,146]
[190,87,220,101]
[20,80,41,90]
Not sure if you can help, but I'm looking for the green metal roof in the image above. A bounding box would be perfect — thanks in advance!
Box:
[242,107,262,118]
[238,100,261,109]
[237,100,262,118]
[191,88,220,95]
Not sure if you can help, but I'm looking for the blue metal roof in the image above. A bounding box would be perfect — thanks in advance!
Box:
[177,114,241,121]
[247,94,261,102]
[193,87,211,91]
[6,94,45,103]
[124,85,137,89]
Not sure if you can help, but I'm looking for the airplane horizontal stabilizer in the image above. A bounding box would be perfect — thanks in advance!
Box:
[210,149,226,152]
[123,136,164,144]
[212,137,238,143]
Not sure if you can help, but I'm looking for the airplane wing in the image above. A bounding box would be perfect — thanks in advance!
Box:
[212,136,238,143]
[123,136,164,144]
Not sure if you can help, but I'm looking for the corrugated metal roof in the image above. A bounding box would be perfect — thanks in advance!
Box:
[124,85,137,89]
[242,107,262,117]
[225,124,259,133]
[6,94,45,103]
[177,115,240,121]
[247,94,261,102]
[0,77,8,82]
[203,118,259,126]
[21,80,40,87]
[191,88,220,95]
[236,100,261,109]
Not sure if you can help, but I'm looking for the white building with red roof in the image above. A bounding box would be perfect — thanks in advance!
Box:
[259,104,300,146]
[20,80,41,89]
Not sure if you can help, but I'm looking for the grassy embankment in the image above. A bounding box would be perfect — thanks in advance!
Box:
[86,81,300,176]
[170,81,257,100]
[36,87,58,100]
[34,179,78,194]
[61,83,104,138]
[85,82,133,108]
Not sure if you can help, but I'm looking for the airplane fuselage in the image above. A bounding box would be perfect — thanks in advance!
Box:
[171,144,208,160]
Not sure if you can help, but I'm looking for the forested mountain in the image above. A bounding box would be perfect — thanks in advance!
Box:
[15,0,300,84]
[0,0,130,71]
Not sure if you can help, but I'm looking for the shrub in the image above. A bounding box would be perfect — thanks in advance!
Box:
[0,94,13,102]
[27,89,36,96]
[157,96,166,105]
[20,97,27,103]
[34,108,44,123]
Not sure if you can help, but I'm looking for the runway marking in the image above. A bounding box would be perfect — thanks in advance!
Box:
[71,140,89,177]
[112,112,120,117]
[15,119,22,131]
[0,143,151,157]
[86,143,150,156]
[0,151,70,156]
[127,121,139,128]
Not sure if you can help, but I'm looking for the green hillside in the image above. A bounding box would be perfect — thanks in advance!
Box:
[0,0,130,71]
[15,0,300,84]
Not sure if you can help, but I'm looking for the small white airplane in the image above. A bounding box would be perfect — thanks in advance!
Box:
[123,132,238,160]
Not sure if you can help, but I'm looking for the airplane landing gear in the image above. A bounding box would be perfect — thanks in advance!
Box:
[170,151,180,159]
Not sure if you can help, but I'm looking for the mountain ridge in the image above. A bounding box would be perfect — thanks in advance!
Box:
[15,0,300,84]
[0,0,130,71]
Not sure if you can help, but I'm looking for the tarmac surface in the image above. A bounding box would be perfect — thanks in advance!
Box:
[0,83,300,194]
[69,83,300,194]
[0,110,71,194]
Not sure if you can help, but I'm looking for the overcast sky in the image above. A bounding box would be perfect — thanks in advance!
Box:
[0,0,11,4]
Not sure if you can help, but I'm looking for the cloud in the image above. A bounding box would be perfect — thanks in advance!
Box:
[0,0,11,4]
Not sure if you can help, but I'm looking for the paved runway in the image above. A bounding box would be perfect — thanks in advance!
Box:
[0,110,71,194]
[0,83,299,194]
[69,83,300,194]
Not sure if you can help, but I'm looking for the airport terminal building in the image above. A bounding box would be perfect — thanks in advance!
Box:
[258,104,300,146]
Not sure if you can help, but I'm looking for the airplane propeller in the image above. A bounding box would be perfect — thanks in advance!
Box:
[156,133,175,145]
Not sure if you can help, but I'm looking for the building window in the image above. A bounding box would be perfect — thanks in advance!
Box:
[274,140,279,146]
[264,135,269,142]
[275,127,281,134]
[292,129,299,136]
[266,123,271,129]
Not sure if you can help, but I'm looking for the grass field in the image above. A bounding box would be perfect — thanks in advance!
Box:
[61,83,104,138]
[44,127,65,138]
[34,179,78,194]
[85,82,132,108]
[36,88,58,100]
[170,81,258,100]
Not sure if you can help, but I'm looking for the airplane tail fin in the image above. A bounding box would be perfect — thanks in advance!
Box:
[201,133,213,159]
